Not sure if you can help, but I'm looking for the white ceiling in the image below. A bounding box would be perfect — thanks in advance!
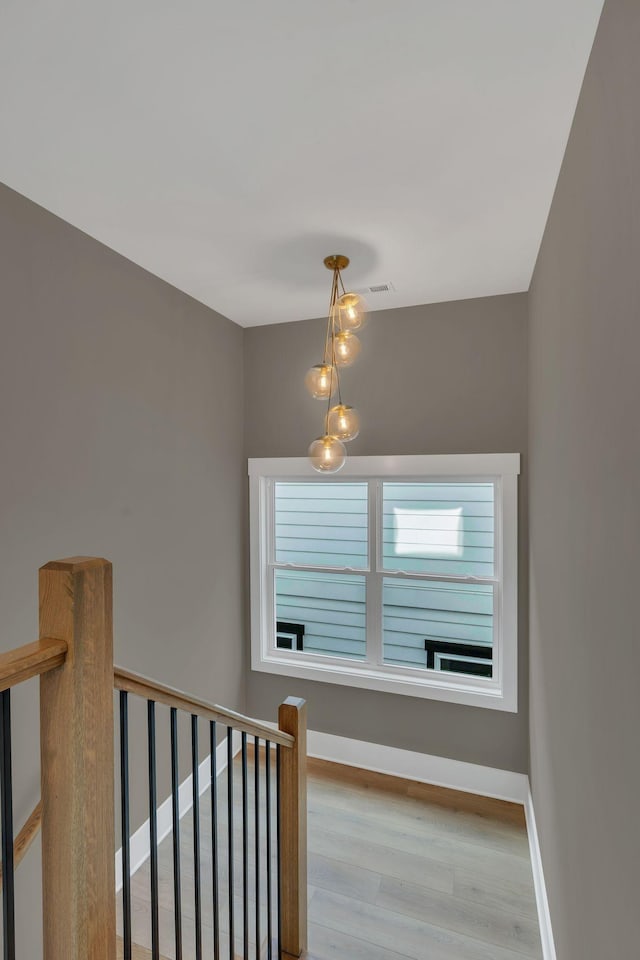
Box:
[0,1,603,327]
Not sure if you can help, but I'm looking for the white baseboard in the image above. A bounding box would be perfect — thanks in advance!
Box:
[115,730,241,892]
[524,786,557,960]
[305,729,529,804]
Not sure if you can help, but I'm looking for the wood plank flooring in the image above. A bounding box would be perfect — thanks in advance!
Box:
[117,935,170,960]
[119,754,542,960]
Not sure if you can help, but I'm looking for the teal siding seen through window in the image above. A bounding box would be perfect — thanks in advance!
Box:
[270,479,497,680]
[382,578,493,671]
[275,569,366,660]
[275,482,368,569]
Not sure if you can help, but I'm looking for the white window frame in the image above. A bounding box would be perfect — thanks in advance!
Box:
[249,454,520,712]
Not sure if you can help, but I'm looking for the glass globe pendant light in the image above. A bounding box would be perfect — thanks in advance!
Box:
[308,434,347,473]
[304,363,337,399]
[305,254,368,472]
[327,403,360,441]
[333,330,361,366]
[337,291,367,331]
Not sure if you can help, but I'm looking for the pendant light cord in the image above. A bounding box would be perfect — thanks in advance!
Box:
[324,267,343,433]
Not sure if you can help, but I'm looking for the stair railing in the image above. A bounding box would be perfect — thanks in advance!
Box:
[113,669,307,960]
[0,557,307,960]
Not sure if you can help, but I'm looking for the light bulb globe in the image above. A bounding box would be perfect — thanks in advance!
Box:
[337,292,367,331]
[327,404,360,442]
[333,331,361,367]
[304,363,337,399]
[308,435,347,474]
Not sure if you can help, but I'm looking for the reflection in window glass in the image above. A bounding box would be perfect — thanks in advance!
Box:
[382,482,495,577]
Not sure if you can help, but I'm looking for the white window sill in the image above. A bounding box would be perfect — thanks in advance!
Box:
[252,652,517,712]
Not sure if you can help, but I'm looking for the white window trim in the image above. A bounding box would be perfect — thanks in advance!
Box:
[249,454,520,712]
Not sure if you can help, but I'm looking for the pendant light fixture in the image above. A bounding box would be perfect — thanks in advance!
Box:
[305,255,367,473]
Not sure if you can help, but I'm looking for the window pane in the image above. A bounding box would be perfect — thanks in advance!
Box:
[275,482,368,569]
[383,578,493,677]
[275,569,366,660]
[382,482,495,577]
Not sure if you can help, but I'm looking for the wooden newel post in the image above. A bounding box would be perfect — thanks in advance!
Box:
[39,558,116,960]
[278,696,307,959]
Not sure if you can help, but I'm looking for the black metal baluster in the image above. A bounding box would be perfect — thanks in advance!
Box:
[227,727,234,960]
[147,700,160,960]
[241,733,249,960]
[254,736,260,960]
[191,716,202,960]
[171,707,183,960]
[0,690,15,960]
[210,721,220,960]
[276,744,282,960]
[119,691,132,960]
[265,741,272,960]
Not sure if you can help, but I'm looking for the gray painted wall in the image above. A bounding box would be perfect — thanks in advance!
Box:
[245,293,529,772]
[528,1,640,957]
[0,183,245,954]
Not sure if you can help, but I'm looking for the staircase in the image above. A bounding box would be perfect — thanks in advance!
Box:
[0,557,307,960]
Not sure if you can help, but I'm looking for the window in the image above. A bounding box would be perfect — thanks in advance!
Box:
[249,454,519,711]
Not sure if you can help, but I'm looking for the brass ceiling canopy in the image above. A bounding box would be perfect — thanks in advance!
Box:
[323,254,350,272]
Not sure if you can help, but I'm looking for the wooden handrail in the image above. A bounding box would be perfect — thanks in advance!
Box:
[0,801,42,887]
[114,666,295,748]
[13,800,42,870]
[0,639,67,693]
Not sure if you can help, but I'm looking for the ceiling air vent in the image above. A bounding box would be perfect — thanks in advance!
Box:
[355,281,396,295]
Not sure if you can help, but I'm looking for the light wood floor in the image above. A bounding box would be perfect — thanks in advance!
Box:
[119,754,542,960]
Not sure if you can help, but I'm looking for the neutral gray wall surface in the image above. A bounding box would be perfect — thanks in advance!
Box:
[245,293,529,772]
[0,183,245,954]
[528,1,639,957]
